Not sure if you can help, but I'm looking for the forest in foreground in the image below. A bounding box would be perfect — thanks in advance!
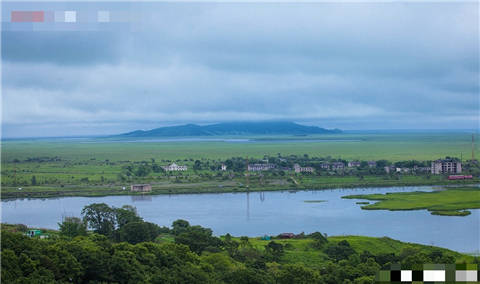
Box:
[2,203,477,284]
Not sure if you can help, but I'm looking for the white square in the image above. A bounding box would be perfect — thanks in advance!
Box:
[424,270,445,282]
[401,270,412,282]
[64,11,76,23]
[97,11,109,23]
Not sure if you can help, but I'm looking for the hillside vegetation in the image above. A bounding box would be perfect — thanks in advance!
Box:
[2,203,477,284]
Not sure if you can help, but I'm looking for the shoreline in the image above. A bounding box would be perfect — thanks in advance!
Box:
[2,179,478,200]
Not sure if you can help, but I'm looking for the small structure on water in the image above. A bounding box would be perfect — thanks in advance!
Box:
[130,184,152,192]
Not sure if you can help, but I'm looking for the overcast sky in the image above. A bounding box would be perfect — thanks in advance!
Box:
[2,2,479,137]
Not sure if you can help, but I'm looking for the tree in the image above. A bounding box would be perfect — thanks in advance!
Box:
[325,240,356,262]
[193,160,202,171]
[276,264,321,284]
[115,205,142,228]
[265,241,284,261]
[135,164,151,177]
[310,232,328,249]
[31,175,37,186]
[81,203,116,236]
[58,217,87,238]
[116,221,161,244]
[175,226,223,254]
[223,268,274,284]
[172,219,190,235]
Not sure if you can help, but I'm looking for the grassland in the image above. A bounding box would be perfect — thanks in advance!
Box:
[220,235,475,267]
[2,174,477,199]
[3,132,478,162]
[2,132,478,199]
[343,187,480,216]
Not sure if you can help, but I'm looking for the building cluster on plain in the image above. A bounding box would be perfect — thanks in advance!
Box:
[162,163,188,171]
[247,163,276,171]
[431,159,462,174]
[294,164,315,173]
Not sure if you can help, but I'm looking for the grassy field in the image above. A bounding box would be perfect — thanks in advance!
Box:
[343,187,480,216]
[2,132,478,162]
[220,235,475,267]
[2,174,477,199]
[2,132,478,199]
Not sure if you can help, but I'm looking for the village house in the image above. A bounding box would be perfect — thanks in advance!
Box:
[221,164,227,171]
[130,184,152,192]
[247,163,276,171]
[384,165,395,174]
[348,161,361,167]
[331,162,345,170]
[367,161,377,168]
[396,167,410,173]
[431,159,462,174]
[413,165,431,172]
[319,162,330,169]
[279,233,295,239]
[162,163,188,171]
[293,164,314,173]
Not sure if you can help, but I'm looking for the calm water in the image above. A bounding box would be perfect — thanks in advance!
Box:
[2,186,479,253]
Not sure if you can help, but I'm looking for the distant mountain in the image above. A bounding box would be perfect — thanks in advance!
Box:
[118,122,342,137]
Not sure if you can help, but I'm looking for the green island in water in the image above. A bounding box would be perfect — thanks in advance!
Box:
[343,186,480,216]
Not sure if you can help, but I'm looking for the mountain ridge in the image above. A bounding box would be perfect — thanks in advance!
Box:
[117,122,341,137]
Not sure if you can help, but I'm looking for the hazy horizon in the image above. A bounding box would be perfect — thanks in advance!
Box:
[2,120,478,139]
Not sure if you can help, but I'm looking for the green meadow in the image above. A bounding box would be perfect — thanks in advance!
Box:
[1,132,478,198]
[343,187,480,216]
[2,132,477,162]
[228,235,475,268]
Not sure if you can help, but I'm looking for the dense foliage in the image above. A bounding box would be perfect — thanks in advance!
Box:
[3,203,476,284]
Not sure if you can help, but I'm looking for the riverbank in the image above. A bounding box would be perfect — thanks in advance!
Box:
[343,186,480,216]
[2,177,478,200]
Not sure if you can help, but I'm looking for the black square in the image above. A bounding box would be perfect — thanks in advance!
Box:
[412,270,423,281]
[390,270,401,281]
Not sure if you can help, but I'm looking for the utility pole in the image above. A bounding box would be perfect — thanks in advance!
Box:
[472,134,475,161]
[245,156,249,189]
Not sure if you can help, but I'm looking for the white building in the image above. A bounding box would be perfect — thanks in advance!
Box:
[247,163,276,171]
[348,161,361,167]
[294,164,314,173]
[221,164,227,171]
[162,163,188,171]
[431,159,461,174]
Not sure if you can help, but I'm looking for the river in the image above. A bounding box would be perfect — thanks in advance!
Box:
[2,185,479,253]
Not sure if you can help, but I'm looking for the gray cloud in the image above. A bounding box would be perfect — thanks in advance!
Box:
[2,2,478,137]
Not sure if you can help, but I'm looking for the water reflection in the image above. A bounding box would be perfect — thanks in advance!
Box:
[131,195,153,202]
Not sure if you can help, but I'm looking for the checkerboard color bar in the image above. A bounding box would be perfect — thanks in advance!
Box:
[376,264,479,283]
